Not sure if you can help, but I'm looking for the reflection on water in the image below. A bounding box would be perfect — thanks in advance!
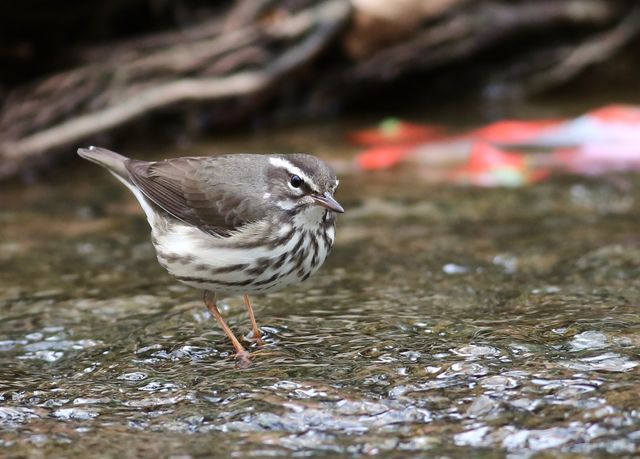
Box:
[1,121,640,457]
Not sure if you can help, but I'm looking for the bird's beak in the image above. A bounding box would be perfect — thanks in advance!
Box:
[312,192,344,213]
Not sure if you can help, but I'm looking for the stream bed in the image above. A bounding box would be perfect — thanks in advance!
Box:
[1,114,640,458]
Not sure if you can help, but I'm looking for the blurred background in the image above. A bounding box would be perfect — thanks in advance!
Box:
[2,0,640,180]
[3,1,640,458]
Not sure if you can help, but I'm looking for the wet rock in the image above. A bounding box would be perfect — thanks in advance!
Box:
[510,397,544,411]
[398,435,439,451]
[452,345,500,358]
[500,426,580,451]
[72,397,111,405]
[438,362,489,378]
[334,400,388,416]
[138,382,181,393]
[0,407,39,426]
[561,353,638,372]
[442,263,470,275]
[492,253,518,274]
[52,408,99,421]
[118,372,148,381]
[570,330,609,351]
[19,350,64,362]
[454,425,490,447]
[124,396,185,408]
[465,395,499,418]
[479,375,519,390]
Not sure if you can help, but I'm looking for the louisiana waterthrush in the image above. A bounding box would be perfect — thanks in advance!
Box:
[78,146,343,365]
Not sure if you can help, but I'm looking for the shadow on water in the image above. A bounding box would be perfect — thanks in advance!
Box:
[2,112,640,457]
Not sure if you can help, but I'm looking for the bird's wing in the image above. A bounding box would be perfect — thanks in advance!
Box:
[125,156,268,236]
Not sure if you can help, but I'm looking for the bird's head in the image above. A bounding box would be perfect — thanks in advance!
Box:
[265,154,343,218]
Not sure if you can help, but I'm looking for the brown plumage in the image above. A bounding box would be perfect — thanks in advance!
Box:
[78,146,343,366]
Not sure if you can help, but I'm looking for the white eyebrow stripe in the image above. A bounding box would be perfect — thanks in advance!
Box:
[269,157,320,193]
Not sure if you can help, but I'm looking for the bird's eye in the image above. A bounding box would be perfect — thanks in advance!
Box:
[290,175,303,188]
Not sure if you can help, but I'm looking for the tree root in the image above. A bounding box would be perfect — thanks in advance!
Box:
[1,0,638,180]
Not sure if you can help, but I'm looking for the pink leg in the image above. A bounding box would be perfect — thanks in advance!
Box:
[204,291,250,367]
[243,294,264,345]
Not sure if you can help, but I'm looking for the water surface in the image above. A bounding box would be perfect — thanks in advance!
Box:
[2,116,640,457]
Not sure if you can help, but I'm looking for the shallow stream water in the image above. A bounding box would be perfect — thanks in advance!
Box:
[2,108,640,457]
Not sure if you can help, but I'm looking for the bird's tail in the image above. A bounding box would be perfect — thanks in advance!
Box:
[77,146,130,182]
[77,146,158,225]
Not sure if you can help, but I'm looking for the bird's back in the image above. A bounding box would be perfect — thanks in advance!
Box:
[78,147,338,294]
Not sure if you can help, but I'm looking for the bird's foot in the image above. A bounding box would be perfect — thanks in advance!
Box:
[235,351,252,369]
[234,347,279,367]
[244,329,265,347]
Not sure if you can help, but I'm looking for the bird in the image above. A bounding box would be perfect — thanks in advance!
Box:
[77,146,344,366]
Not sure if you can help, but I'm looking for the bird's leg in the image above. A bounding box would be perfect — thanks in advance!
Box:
[203,291,250,366]
[243,294,264,345]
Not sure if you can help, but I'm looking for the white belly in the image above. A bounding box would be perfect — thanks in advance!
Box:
[151,216,334,294]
